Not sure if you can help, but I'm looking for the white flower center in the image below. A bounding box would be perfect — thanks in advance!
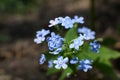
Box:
[94,45,97,48]
[59,60,63,65]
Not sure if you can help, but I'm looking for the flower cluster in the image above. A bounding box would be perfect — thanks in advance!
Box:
[47,32,64,51]
[34,29,50,44]
[48,16,84,29]
[78,59,93,72]
[34,16,100,74]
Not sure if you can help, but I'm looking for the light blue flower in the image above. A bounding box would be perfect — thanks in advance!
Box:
[39,54,46,64]
[57,17,64,23]
[69,34,84,50]
[36,29,50,37]
[83,30,95,40]
[70,57,78,64]
[49,48,62,55]
[61,16,74,29]
[34,37,45,44]
[47,32,64,50]
[90,41,100,53]
[78,27,90,33]
[72,16,84,24]
[78,27,95,40]
[78,59,93,72]
[48,60,53,68]
[53,56,68,69]
[48,16,85,29]
[49,18,60,27]
[34,29,50,44]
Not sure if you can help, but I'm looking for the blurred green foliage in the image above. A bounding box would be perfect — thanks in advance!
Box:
[0,0,37,13]
[102,37,116,47]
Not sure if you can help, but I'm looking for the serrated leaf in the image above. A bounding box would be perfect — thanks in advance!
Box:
[58,67,73,80]
[65,27,78,43]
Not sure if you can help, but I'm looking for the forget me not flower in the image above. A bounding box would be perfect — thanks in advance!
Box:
[90,41,100,53]
[83,31,95,40]
[49,18,60,27]
[39,54,46,64]
[78,59,93,72]
[48,60,53,68]
[69,34,84,50]
[70,57,78,64]
[53,56,68,69]
[78,27,90,33]
[61,16,74,29]
[34,37,45,44]
[72,16,84,24]
[78,27,95,40]
[48,16,85,29]
[36,29,50,37]
[47,32,64,51]
[34,29,50,44]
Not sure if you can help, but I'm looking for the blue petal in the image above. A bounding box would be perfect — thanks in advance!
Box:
[39,54,46,64]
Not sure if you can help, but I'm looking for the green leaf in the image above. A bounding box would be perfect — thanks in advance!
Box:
[76,44,120,79]
[77,44,120,61]
[47,68,59,76]
[95,46,120,79]
[102,37,116,46]
[46,53,59,76]
[45,52,58,60]
[65,27,78,43]
[47,67,73,80]
[58,67,73,80]
[94,60,119,80]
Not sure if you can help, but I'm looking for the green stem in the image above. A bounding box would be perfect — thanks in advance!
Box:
[74,23,78,28]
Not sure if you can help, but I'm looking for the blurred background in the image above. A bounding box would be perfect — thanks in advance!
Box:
[0,0,120,80]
